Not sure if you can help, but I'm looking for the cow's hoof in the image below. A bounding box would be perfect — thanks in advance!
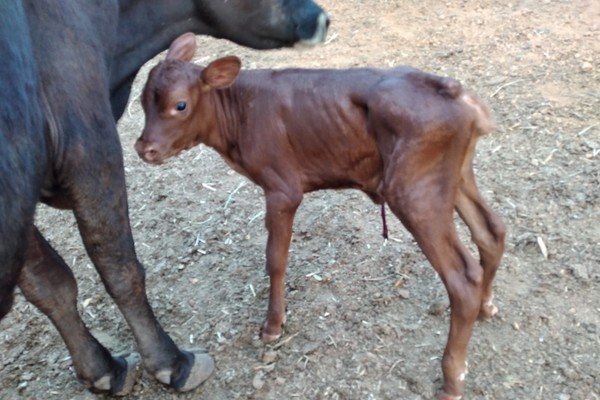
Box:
[112,353,142,396]
[177,349,215,392]
[90,353,141,396]
[154,348,214,392]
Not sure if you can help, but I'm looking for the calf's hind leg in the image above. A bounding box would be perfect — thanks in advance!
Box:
[384,179,484,399]
[455,146,506,319]
[19,228,140,395]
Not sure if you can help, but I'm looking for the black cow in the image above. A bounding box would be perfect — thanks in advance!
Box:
[0,0,45,321]
[0,0,328,395]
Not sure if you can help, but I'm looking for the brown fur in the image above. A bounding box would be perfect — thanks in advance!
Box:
[136,34,506,399]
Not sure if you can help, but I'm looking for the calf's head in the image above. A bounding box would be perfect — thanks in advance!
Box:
[135,33,241,164]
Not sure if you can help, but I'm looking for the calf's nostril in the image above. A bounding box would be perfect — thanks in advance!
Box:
[144,148,158,160]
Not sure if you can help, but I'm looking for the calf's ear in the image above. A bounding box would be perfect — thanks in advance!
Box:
[166,32,196,62]
[201,56,242,89]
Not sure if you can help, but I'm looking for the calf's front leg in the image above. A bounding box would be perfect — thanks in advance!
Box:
[261,191,301,343]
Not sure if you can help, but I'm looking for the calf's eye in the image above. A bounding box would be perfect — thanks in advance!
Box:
[175,101,187,111]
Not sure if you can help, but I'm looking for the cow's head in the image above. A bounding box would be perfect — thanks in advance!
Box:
[192,0,330,48]
[135,33,241,165]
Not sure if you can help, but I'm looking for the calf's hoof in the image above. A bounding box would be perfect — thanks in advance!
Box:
[439,362,468,400]
[438,392,463,400]
[90,353,141,396]
[261,314,286,343]
[479,299,498,319]
[261,321,285,344]
[261,330,282,344]
[154,348,214,392]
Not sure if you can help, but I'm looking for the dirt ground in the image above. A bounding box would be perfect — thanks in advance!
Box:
[1,0,599,399]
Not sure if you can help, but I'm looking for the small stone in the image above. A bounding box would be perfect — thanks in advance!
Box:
[397,289,410,299]
[378,325,393,336]
[262,363,275,373]
[561,367,579,380]
[512,322,520,331]
[216,333,227,344]
[21,372,35,381]
[252,373,265,390]
[274,377,286,385]
[570,264,589,280]
[581,62,593,72]
[301,341,321,355]
[262,350,277,364]
[428,302,447,317]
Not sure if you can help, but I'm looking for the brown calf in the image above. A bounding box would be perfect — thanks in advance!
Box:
[135,33,506,399]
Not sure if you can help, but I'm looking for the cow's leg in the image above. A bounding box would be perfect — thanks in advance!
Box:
[384,173,482,399]
[455,148,505,319]
[66,139,212,392]
[0,262,20,320]
[0,221,30,320]
[261,190,302,343]
[18,227,140,395]
[0,225,29,319]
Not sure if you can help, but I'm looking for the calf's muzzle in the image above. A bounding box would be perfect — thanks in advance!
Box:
[135,137,163,165]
